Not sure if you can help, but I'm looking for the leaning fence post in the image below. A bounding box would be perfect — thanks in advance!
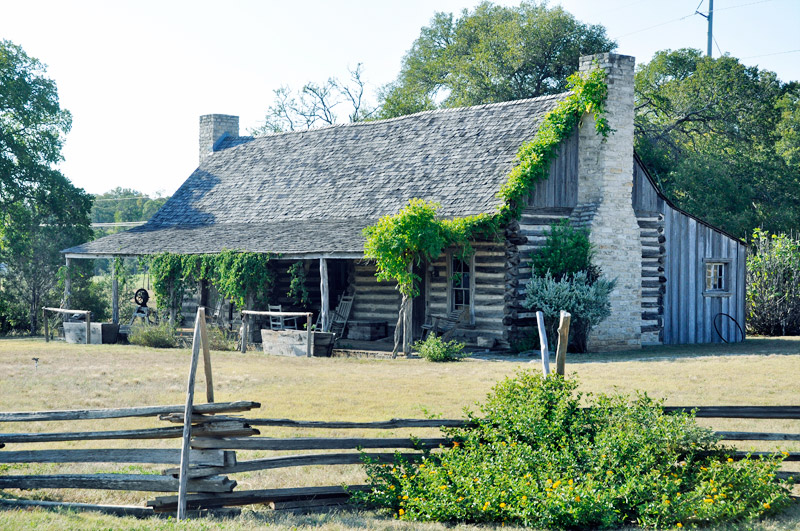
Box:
[535,311,550,376]
[177,308,203,520]
[197,308,213,403]
[85,311,91,345]
[555,311,571,376]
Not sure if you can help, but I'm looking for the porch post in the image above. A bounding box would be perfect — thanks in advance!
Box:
[63,257,72,309]
[403,263,413,355]
[111,259,119,325]
[319,258,329,332]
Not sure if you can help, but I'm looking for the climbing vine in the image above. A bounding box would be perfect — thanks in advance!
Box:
[287,261,311,308]
[143,251,275,316]
[363,67,611,295]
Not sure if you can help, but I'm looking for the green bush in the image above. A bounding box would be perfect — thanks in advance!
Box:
[531,220,599,281]
[357,371,792,529]
[524,271,615,352]
[746,229,800,335]
[413,335,468,362]
[128,322,177,348]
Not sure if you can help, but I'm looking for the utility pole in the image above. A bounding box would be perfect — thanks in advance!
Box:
[707,0,714,57]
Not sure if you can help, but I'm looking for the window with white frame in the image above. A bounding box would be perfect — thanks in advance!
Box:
[703,259,731,295]
[450,256,471,312]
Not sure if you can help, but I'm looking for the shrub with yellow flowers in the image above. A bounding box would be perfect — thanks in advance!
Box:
[355,371,793,529]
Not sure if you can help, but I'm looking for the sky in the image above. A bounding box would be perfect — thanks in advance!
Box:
[2,0,799,198]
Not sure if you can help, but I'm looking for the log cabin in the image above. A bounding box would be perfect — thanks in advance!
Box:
[63,53,746,351]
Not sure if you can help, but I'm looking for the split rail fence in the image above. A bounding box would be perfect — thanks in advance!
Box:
[1,308,798,519]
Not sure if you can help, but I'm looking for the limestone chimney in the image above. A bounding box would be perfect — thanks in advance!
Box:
[199,114,239,164]
[572,53,642,351]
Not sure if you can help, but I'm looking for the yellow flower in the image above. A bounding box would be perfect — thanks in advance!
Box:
[546,479,552,485]
[727,458,734,462]
[398,509,405,516]
[402,495,408,500]
[457,497,464,502]
[704,498,714,504]
[606,470,613,476]
[521,496,527,501]
[500,502,506,508]
[764,503,771,509]
[664,499,670,505]
[439,485,447,490]
[677,523,683,528]
[568,479,574,485]
[574,495,581,502]
[782,451,789,457]
[419,464,425,469]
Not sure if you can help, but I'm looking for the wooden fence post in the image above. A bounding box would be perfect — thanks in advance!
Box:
[177,308,203,520]
[306,313,313,357]
[43,308,49,343]
[197,308,213,403]
[240,313,248,354]
[85,312,91,345]
[555,311,571,377]
[535,311,550,376]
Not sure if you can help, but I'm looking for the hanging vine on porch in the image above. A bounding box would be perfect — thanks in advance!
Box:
[287,261,311,308]
[143,251,276,319]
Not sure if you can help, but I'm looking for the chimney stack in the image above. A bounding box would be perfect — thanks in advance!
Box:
[572,53,642,351]
[199,114,239,164]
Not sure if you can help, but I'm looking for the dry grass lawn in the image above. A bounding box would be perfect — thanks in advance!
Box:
[0,336,798,529]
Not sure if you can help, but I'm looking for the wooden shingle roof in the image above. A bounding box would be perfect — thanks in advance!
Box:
[65,93,567,258]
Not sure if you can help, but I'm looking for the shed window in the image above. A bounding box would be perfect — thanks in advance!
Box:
[450,257,471,311]
[705,262,726,292]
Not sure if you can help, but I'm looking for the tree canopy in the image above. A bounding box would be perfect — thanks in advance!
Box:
[0,40,73,218]
[0,40,93,333]
[377,1,615,118]
[634,48,800,238]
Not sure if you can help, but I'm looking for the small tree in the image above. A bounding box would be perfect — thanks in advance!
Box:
[524,221,614,352]
[746,229,800,335]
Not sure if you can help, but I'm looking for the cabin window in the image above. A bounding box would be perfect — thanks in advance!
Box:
[450,256,472,312]
[703,259,732,296]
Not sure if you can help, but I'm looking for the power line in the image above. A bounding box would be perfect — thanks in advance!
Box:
[614,0,776,39]
[740,48,800,59]
[93,196,165,202]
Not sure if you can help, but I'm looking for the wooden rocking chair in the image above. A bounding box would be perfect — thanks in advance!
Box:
[327,295,354,338]
[421,307,469,341]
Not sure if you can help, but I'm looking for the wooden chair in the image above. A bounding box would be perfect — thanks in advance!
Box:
[421,307,469,341]
[328,295,354,337]
[269,304,298,330]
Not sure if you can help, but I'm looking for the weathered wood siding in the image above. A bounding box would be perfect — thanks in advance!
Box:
[633,159,746,345]
[351,262,401,327]
[506,132,580,347]
[528,131,579,209]
[426,242,507,347]
[633,160,667,344]
[662,205,746,344]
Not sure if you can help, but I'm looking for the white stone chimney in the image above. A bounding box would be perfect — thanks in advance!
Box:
[572,52,642,351]
[199,114,239,164]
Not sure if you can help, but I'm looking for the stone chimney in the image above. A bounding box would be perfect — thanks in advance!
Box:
[199,114,239,164]
[572,53,642,351]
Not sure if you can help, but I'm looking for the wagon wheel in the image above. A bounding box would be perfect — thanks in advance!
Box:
[134,288,150,307]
